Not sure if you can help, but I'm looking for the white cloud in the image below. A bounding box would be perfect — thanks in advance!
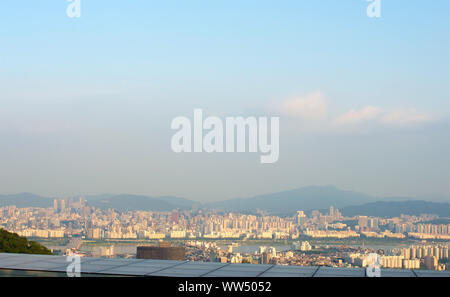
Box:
[334,106,383,126]
[272,93,435,131]
[334,106,434,128]
[274,92,327,121]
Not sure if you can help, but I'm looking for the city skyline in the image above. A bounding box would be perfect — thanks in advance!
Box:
[2,196,450,272]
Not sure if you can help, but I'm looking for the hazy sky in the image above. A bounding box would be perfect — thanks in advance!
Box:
[0,1,449,201]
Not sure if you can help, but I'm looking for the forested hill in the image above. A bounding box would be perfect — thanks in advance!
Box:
[0,229,52,255]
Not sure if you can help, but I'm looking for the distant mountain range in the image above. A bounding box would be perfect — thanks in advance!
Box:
[340,200,450,218]
[86,194,197,212]
[0,186,449,217]
[0,193,196,212]
[0,193,52,208]
[204,186,375,215]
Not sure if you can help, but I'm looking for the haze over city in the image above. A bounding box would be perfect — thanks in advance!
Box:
[1,1,450,285]
[0,1,449,202]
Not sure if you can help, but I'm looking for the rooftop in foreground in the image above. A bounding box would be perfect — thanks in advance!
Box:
[0,253,449,277]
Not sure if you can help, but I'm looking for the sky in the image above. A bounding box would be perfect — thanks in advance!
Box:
[0,1,449,201]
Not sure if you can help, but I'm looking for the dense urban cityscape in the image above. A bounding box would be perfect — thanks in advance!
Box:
[1,197,449,271]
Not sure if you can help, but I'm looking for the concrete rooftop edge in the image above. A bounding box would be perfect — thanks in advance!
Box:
[0,253,449,277]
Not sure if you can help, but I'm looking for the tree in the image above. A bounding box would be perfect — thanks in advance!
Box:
[0,229,52,255]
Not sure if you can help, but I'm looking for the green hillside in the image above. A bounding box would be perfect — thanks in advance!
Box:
[0,228,52,255]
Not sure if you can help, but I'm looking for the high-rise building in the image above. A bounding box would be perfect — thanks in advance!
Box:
[369,218,379,230]
[434,247,440,260]
[402,259,420,269]
[401,248,411,260]
[60,199,65,211]
[261,252,272,264]
[358,216,369,231]
[296,211,306,226]
[87,228,103,240]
